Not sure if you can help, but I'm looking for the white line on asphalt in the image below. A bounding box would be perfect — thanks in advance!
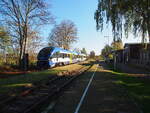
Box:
[73,65,98,113]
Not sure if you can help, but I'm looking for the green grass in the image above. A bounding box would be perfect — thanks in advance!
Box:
[0,69,60,95]
[109,70,150,113]
[0,60,91,95]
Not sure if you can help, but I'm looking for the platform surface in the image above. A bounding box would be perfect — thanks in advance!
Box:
[50,63,139,113]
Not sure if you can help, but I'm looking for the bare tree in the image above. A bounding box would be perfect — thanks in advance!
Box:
[27,29,43,54]
[81,48,87,55]
[73,48,81,53]
[0,26,10,50]
[48,20,78,49]
[0,0,54,67]
[0,26,11,63]
[26,29,44,65]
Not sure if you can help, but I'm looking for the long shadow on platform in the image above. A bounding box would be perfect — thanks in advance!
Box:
[98,61,150,113]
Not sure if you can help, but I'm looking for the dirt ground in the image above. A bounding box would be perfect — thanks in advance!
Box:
[48,63,140,113]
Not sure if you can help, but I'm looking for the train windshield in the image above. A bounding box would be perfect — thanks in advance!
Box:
[37,47,53,60]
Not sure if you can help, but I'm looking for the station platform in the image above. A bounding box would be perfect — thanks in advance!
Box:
[49,63,139,113]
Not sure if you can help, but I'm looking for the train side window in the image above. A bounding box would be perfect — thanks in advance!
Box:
[63,53,67,58]
[52,52,59,58]
[60,53,63,58]
[57,53,60,58]
[56,52,59,58]
[52,53,56,58]
[63,54,66,58]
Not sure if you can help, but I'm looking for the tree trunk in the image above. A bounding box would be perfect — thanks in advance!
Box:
[147,0,150,43]
[22,25,28,70]
[19,38,24,68]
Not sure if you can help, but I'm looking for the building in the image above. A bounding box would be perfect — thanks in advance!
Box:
[124,43,150,65]
[113,49,124,63]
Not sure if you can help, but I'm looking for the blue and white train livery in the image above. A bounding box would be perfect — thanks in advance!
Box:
[37,46,86,68]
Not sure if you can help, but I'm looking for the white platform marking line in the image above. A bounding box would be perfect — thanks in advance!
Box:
[74,65,98,113]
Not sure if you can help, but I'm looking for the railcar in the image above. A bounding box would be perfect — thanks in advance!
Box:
[37,46,86,68]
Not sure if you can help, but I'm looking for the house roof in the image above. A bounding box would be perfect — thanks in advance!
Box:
[124,43,150,48]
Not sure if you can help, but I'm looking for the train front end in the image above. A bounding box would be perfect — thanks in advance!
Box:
[37,47,55,69]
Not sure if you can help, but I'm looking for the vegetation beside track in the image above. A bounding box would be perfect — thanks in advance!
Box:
[0,69,58,95]
[0,60,92,95]
[103,63,150,113]
[113,72,150,113]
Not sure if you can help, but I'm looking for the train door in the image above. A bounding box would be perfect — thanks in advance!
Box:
[70,53,72,64]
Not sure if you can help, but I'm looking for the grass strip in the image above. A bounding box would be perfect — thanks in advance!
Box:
[106,64,150,113]
[0,61,91,95]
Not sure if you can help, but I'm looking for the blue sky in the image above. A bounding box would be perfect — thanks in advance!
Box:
[42,0,140,55]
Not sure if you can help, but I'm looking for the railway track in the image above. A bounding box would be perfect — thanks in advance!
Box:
[0,64,93,113]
